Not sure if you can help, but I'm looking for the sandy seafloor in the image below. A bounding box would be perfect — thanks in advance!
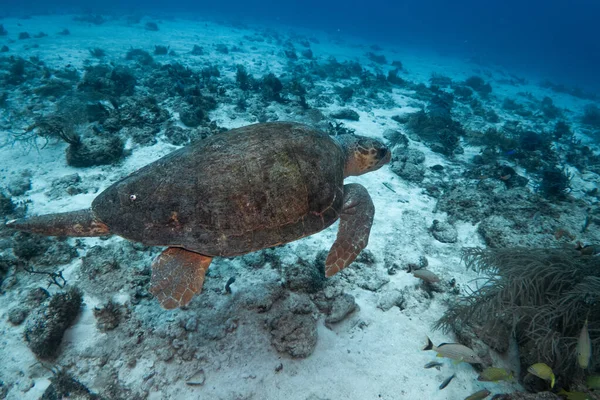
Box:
[0,13,598,400]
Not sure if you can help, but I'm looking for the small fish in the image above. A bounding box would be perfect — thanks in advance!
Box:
[424,361,443,369]
[439,373,455,390]
[576,242,598,256]
[577,319,591,369]
[557,389,592,400]
[586,375,600,389]
[477,367,513,382]
[412,269,441,283]
[382,182,396,193]
[225,276,236,294]
[464,389,491,400]
[527,363,555,388]
[423,337,483,364]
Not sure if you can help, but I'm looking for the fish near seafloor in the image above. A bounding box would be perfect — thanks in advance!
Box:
[464,389,491,400]
[527,363,555,388]
[577,319,591,369]
[557,389,592,400]
[423,337,484,364]
[587,375,600,389]
[477,367,513,382]
[424,361,443,369]
[439,374,456,390]
[412,269,441,283]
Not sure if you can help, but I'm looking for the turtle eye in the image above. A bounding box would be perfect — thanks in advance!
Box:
[129,194,137,201]
[377,148,388,159]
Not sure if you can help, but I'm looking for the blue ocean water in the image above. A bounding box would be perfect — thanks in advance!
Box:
[2,0,599,93]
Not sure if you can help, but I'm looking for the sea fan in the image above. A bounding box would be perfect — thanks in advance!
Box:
[435,247,600,378]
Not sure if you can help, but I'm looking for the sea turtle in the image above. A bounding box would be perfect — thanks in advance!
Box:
[7,122,391,309]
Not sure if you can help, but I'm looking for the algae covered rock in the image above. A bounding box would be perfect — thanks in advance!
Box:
[0,191,15,217]
[267,294,318,358]
[430,219,458,243]
[324,292,357,324]
[7,306,29,325]
[12,232,53,260]
[331,109,360,121]
[66,136,125,167]
[93,300,122,332]
[390,147,426,183]
[41,370,100,400]
[7,174,31,196]
[283,257,325,293]
[24,287,83,359]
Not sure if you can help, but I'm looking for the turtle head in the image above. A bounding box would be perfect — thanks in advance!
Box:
[337,134,391,177]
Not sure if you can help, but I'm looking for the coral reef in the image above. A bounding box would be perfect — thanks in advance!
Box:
[65,135,125,167]
[144,22,159,31]
[125,48,154,66]
[366,52,387,64]
[1,13,600,399]
[94,300,123,331]
[539,167,572,199]
[540,79,597,100]
[190,45,203,55]
[581,104,600,127]
[331,109,359,121]
[390,146,426,183]
[261,73,283,102]
[24,287,84,359]
[405,110,465,156]
[0,191,15,217]
[267,294,318,358]
[465,76,492,96]
[430,220,458,243]
[436,248,600,382]
[79,64,137,97]
[153,45,169,55]
[41,369,100,400]
[89,48,106,58]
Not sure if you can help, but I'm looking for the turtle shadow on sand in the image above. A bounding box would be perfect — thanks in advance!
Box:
[7,122,391,309]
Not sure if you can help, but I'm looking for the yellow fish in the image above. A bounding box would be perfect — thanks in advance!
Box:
[557,389,591,400]
[577,319,591,369]
[464,389,491,400]
[586,375,600,389]
[477,367,513,382]
[527,363,555,388]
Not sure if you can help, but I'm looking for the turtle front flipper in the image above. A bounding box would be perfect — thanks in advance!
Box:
[149,248,212,309]
[325,183,375,277]
[6,209,110,237]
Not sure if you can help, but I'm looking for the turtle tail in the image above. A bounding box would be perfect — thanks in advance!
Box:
[6,209,111,237]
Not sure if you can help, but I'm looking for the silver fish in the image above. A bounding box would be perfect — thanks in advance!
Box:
[412,269,441,283]
[577,319,591,369]
[424,337,483,364]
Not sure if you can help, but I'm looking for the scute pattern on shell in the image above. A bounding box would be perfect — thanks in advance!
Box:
[92,122,346,257]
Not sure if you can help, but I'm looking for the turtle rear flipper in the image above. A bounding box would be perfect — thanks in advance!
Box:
[325,183,374,277]
[149,248,212,309]
[6,209,110,237]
